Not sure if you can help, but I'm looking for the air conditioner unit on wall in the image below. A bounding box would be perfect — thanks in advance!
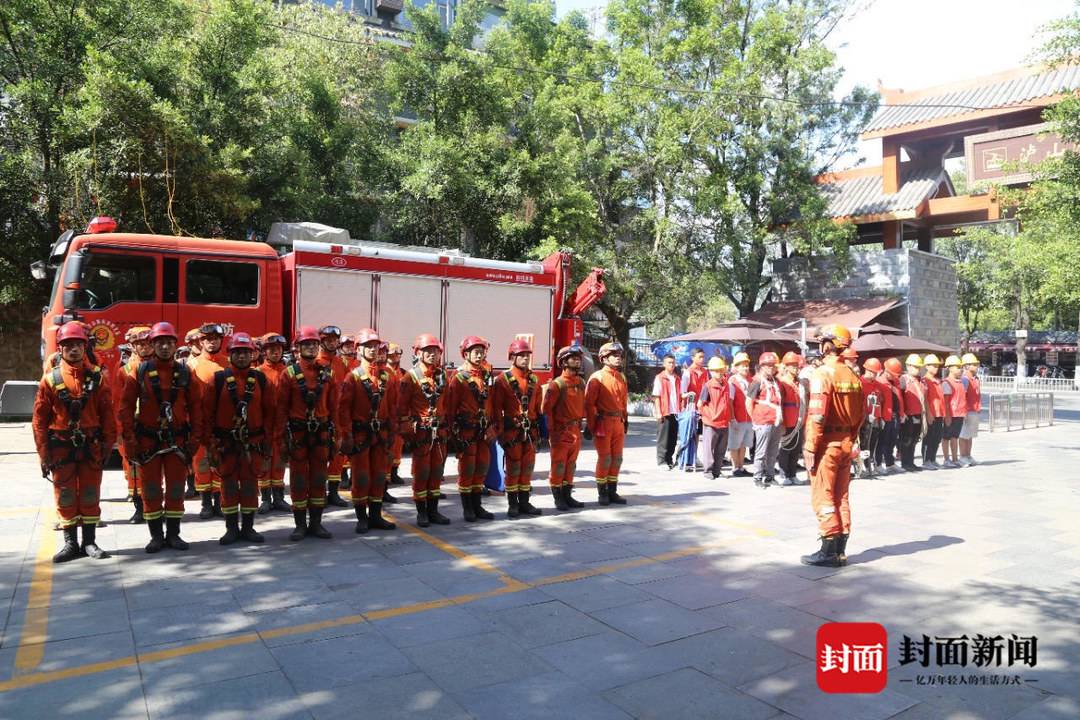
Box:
[376,0,403,14]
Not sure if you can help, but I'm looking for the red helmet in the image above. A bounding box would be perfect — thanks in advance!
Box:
[261,333,287,347]
[507,338,533,359]
[781,351,802,366]
[556,345,584,367]
[884,357,903,374]
[318,325,342,337]
[863,357,883,373]
[816,324,853,349]
[459,335,490,357]
[56,323,89,345]
[758,351,779,366]
[413,333,444,352]
[356,328,381,346]
[294,326,320,344]
[149,322,178,341]
[228,333,256,351]
[598,341,624,359]
[841,347,859,360]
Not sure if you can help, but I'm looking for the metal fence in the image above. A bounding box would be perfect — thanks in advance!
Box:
[986,393,1055,432]
[980,376,1078,393]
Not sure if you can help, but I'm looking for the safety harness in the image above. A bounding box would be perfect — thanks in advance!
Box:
[286,361,333,449]
[349,365,389,450]
[212,368,267,459]
[502,370,538,446]
[134,360,192,463]
[45,363,103,469]
[454,367,491,431]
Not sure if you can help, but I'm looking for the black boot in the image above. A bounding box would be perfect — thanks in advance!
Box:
[519,489,542,516]
[369,501,396,530]
[339,467,351,491]
[53,526,81,563]
[128,494,145,524]
[307,507,332,538]
[81,524,109,559]
[257,488,272,515]
[212,491,223,517]
[553,485,570,511]
[382,487,399,504]
[271,485,292,512]
[415,500,431,528]
[565,484,585,509]
[354,504,369,534]
[608,480,627,505]
[597,482,610,507]
[184,473,197,499]
[199,491,214,520]
[837,534,849,566]
[427,495,451,525]
[289,508,307,541]
[240,512,264,543]
[326,481,349,507]
[165,517,189,551]
[391,465,404,485]
[145,518,166,554]
[507,491,520,519]
[219,513,240,545]
[800,536,842,567]
[472,491,495,520]
[461,492,477,522]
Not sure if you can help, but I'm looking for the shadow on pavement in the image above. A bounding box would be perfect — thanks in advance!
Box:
[847,534,965,565]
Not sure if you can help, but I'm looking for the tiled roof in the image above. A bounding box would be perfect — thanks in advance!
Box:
[818,166,949,219]
[866,66,1080,134]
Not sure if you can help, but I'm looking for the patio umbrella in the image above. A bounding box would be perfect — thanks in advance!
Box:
[858,323,904,335]
[850,331,954,355]
[661,318,796,345]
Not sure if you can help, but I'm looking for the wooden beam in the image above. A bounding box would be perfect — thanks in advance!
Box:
[881,220,900,249]
[926,193,997,216]
[883,139,900,194]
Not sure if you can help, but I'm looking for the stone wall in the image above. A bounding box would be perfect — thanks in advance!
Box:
[770,248,960,348]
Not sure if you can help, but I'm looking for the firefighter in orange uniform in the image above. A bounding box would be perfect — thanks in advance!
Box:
[279,326,338,541]
[32,323,116,562]
[491,339,544,519]
[397,334,452,526]
[374,341,400,505]
[340,335,359,372]
[181,328,202,498]
[387,343,408,487]
[257,333,292,514]
[205,333,273,545]
[338,328,398,533]
[317,325,349,507]
[544,345,586,511]
[446,336,497,522]
[585,342,629,506]
[120,322,201,553]
[192,322,228,519]
[119,326,153,523]
[801,325,864,568]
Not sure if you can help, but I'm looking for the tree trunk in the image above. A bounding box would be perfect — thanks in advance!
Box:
[1014,304,1030,379]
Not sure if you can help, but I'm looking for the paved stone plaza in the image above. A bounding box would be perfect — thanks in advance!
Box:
[1,403,1078,720]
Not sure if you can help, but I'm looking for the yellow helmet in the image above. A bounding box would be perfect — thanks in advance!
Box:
[905,354,924,367]
[707,357,727,371]
[923,353,942,366]
[944,355,962,368]
[732,352,751,366]
[961,352,979,366]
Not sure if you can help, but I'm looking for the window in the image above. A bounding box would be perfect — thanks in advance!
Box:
[436,0,455,27]
[186,260,259,306]
[74,252,155,309]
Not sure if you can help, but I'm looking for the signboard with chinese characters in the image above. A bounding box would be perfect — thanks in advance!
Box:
[965,123,1074,186]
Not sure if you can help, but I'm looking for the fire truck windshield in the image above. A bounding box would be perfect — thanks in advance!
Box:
[64,250,156,310]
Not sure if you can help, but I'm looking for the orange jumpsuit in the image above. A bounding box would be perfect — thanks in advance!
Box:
[585,366,628,488]
[278,358,339,510]
[446,365,494,497]
[192,352,225,494]
[33,360,117,528]
[117,354,142,496]
[205,365,275,515]
[120,359,202,522]
[338,361,397,510]
[390,366,407,474]
[397,363,450,503]
[804,356,864,538]
[543,370,585,490]
[258,358,288,490]
[318,349,348,485]
[491,367,542,493]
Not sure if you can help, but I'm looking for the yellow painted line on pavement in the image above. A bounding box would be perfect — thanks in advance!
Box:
[13,527,58,675]
[391,511,519,586]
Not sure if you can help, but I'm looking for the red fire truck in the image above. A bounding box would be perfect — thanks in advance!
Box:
[37,219,606,376]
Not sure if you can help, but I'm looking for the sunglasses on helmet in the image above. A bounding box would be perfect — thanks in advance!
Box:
[319,325,342,337]
[199,323,225,336]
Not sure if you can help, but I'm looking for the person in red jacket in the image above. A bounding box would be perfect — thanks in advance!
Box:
[727,353,753,477]
[651,355,687,469]
[446,336,497,522]
[898,355,926,472]
[585,342,629,506]
[696,357,730,480]
[858,358,884,479]
[959,353,982,466]
[121,322,202,553]
[397,334,452,525]
[33,323,117,563]
[875,357,904,475]
[747,352,784,488]
[940,355,968,468]
[192,322,227,519]
[776,352,804,485]
[545,346,586,511]
[317,325,350,508]
[278,326,339,541]
[256,333,291,514]
[491,339,544,518]
[920,354,946,470]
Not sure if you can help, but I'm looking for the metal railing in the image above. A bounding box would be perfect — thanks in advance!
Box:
[980,376,1078,393]
[986,393,1054,432]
